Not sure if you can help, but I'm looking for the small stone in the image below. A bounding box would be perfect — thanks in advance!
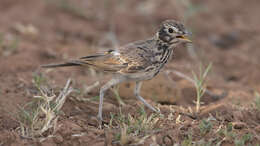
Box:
[232,122,246,129]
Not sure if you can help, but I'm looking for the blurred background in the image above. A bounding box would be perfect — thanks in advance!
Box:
[1,0,260,145]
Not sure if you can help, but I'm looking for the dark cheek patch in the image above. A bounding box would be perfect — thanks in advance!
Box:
[158,27,175,43]
[159,32,171,42]
[158,27,167,40]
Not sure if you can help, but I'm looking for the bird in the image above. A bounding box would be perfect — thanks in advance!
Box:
[42,19,192,121]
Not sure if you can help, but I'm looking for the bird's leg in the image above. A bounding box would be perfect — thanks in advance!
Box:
[98,77,125,121]
[134,81,158,112]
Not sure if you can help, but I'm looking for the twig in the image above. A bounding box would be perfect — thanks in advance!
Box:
[83,81,100,95]
[54,78,73,111]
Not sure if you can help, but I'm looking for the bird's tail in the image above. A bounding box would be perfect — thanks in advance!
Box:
[41,60,85,68]
[41,53,113,69]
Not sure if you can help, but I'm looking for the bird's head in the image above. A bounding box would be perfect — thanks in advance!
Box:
[156,20,192,45]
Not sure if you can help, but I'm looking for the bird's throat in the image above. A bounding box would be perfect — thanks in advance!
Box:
[154,40,172,65]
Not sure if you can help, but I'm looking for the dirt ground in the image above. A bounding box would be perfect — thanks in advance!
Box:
[0,0,260,145]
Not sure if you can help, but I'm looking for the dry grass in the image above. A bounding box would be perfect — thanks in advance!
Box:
[106,106,161,145]
[16,78,73,139]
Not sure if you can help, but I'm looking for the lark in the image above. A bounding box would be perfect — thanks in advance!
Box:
[42,20,192,121]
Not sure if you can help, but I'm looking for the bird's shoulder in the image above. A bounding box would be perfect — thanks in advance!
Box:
[119,38,156,59]
[116,38,157,73]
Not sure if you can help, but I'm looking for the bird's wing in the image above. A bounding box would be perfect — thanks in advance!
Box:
[78,50,128,72]
[78,41,154,74]
[117,44,153,74]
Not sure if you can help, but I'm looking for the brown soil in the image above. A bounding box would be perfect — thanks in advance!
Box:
[0,0,260,145]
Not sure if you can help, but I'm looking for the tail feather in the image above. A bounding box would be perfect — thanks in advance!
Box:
[41,52,116,70]
[41,62,82,68]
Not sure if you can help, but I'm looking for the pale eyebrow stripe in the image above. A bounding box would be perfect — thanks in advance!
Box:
[171,26,178,32]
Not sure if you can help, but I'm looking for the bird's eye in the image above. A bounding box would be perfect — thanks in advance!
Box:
[168,28,174,33]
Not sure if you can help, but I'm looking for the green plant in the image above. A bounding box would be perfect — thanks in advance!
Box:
[192,63,212,113]
[126,107,159,136]
[181,132,193,146]
[180,132,215,146]
[234,133,253,146]
[217,122,236,144]
[197,139,213,146]
[109,106,160,145]
[33,73,47,89]
[199,119,212,135]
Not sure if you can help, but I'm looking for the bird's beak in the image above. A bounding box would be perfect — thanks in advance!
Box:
[177,35,192,43]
